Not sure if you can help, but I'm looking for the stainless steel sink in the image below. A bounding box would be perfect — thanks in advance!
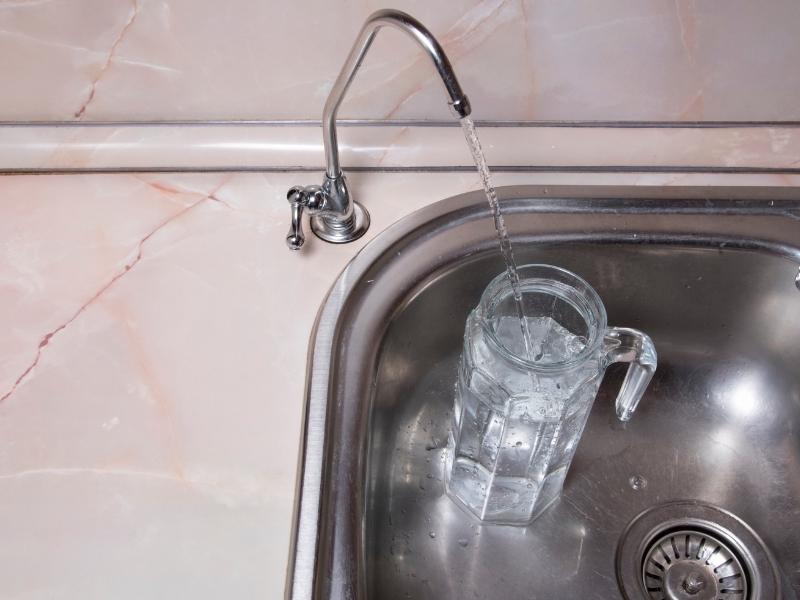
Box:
[287,186,800,600]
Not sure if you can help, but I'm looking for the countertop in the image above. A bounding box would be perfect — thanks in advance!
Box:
[1,169,798,598]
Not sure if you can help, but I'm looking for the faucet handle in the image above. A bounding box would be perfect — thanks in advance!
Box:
[286,185,325,250]
[286,186,306,250]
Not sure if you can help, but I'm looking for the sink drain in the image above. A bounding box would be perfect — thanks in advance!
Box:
[616,501,782,600]
[642,528,747,599]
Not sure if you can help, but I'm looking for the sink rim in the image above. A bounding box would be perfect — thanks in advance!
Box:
[286,185,800,600]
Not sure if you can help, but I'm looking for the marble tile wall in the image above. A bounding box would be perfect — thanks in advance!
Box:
[1,0,799,122]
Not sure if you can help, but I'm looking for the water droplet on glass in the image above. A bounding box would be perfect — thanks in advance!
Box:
[428,531,436,539]
[458,538,469,547]
[515,440,523,448]
[629,474,647,491]
[795,267,800,291]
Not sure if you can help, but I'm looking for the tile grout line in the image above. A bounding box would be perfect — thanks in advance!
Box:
[1,119,800,129]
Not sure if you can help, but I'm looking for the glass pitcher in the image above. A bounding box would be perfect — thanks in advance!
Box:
[444,264,657,525]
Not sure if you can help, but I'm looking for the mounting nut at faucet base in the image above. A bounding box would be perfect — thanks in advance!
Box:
[310,201,370,245]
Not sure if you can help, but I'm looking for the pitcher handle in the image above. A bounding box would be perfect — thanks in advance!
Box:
[603,327,657,422]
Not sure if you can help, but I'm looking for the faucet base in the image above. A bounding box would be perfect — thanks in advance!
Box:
[310,201,370,244]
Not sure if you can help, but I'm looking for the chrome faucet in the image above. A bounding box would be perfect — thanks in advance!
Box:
[285,9,472,250]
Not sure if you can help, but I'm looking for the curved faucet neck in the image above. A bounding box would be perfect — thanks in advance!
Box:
[284,9,471,251]
[322,9,472,179]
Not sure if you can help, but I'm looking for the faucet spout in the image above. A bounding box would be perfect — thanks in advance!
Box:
[323,9,472,179]
[283,9,470,250]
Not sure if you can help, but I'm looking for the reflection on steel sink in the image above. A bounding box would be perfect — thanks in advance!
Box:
[287,186,800,600]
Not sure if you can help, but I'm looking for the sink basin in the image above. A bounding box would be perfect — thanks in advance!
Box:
[288,186,800,600]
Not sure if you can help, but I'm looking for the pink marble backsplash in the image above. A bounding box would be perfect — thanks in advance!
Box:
[1,0,799,122]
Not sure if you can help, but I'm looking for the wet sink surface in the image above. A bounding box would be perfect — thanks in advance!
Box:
[288,187,800,600]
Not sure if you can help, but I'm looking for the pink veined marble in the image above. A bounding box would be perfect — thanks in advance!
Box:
[0,0,799,121]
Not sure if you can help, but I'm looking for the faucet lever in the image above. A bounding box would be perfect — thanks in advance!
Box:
[286,185,324,250]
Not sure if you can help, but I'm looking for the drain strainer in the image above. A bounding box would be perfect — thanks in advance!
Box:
[616,501,782,600]
[642,528,747,599]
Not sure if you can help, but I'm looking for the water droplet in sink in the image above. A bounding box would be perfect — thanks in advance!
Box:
[458,538,469,547]
[428,531,436,539]
[629,474,647,491]
[795,267,800,291]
